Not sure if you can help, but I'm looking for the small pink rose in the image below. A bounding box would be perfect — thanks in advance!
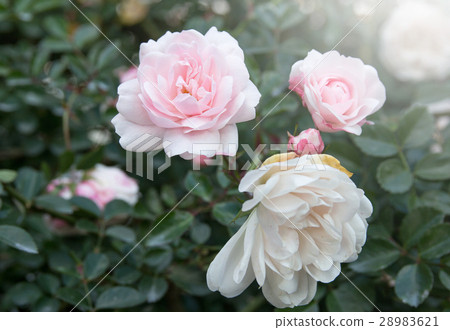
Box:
[289,50,386,135]
[288,128,324,155]
[112,27,261,159]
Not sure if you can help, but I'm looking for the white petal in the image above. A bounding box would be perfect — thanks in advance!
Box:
[117,79,153,124]
[219,124,238,156]
[305,262,340,283]
[111,114,164,151]
[251,224,266,286]
[163,128,220,158]
[206,217,255,298]
[261,268,317,308]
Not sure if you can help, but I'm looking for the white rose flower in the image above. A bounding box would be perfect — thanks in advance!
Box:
[206,153,372,308]
[378,0,450,82]
[89,164,139,206]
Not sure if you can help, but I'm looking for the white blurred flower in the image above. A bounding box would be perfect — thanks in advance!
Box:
[352,0,380,17]
[88,129,112,146]
[379,0,450,82]
[207,153,371,308]
[211,0,230,15]
[427,98,450,116]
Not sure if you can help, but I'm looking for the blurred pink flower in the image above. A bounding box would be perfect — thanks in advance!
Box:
[46,165,139,211]
[112,27,261,159]
[289,50,386,135]
[119,66,138,83]
[288,128,324,155]
[75,180,115,209]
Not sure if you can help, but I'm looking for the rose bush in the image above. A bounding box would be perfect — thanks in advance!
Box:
[0,0,448,313]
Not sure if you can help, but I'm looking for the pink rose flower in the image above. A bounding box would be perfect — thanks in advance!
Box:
[46,165,139,211]
[119,66,138,83]
[75,180,115,210]
[112,27,261,159]
[88,164,139,206]
[288,128,324,155]
[75,165,139,209]
[289,50,386,135]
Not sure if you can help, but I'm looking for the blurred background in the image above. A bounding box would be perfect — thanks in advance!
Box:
[0,0,449,312]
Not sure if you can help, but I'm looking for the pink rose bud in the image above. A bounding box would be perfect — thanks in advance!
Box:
[288,128,324,155]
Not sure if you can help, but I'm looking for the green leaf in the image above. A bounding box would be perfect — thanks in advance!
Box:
[399,208,444,248]
[350,238,401,273]
[112,265,141,285]
[75,219,98,233]
[96,44,118,70]
[168,265,210,296]
[145,188,164,214]
[212,201,242,226]
[146,211,194,247]
[326,141,362,173]
[103,199,132,221]
[0,225,38,254]
[160,184,177,207]
[35,194,73,214]
[395,264,433,307]
[376,158,413,194]
[420,191,450,215]
[415,153,450,181]
[70,196,101,217]
[326,282,375,312]
[48,251,76,275]
[138,276,168,303]
[352,124,398,157]
[73,25,98,49]
[0,169,17,183]
[9,282,42,306]
[36,273,60,295]
[33,297,60,312]
[96,287,145,310]
[105,225,136,244]
[397,106,434,149]
[418,224,450,259]
[58,150,75,173]
[190,222,211,244]
[368,207,394,239]
[184,171,213,202]
[438,270,450,290]
[56,287,89,311]
[76,148,103,170]
[43,15,67,39]
[216,169,230,188]
[145,247,173,273]
[14,167,46,200]
[84,253,109,280]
